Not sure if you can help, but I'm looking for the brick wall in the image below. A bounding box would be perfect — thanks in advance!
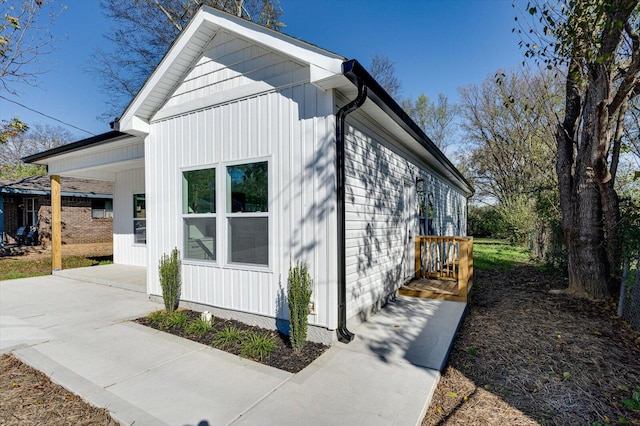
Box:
[2,194,113,245]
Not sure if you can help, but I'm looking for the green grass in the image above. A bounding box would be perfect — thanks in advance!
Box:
[0,255,113,281]
[473,239,531,271]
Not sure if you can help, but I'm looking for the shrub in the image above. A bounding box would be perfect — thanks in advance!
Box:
[288,261,313,353]
[213,326,244,349]
[164,310,189,329]
[159,248,181,314]
[148,310,166,325]
[186,316,213,335]
[241,331,276,361]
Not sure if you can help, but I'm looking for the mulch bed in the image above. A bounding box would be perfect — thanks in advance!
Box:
[135,310,328,373]
[423,265,640,426]
[0,353,118,426]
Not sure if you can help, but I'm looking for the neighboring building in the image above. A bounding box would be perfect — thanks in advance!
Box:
[24,6,473,343]
[0,175,113,246]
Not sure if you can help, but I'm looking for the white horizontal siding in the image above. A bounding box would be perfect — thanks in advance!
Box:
[343,112,468,321]
[113,168,146,266]
[147,81,337,329]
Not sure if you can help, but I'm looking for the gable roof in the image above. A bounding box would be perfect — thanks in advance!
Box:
[0,175,113,198]
[115,5,346,135]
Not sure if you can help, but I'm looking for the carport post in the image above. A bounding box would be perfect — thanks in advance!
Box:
[51,174,62,271]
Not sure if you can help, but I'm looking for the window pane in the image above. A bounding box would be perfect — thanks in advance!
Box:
[227,162,268,213]
[134,219,146,244]
[228,217,268,265]
[134,194,145,219]
[184,217,216,261]
[183,169,215,214]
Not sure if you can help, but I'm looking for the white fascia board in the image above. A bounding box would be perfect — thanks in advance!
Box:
[309,65,351,91]
[200,7,344,73]
[119,115,150,136]
[118,10,211,133]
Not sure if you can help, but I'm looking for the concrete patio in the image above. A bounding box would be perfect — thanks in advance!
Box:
[0,268,466,425]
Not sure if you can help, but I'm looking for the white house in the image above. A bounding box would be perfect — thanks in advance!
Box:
[24,6,473,343]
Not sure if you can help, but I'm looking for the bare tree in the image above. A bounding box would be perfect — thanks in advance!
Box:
[368,53,401,100]
[458,69,563,246]
[0,0,64,94]
[90,0,284,121]
[402,93,458,153]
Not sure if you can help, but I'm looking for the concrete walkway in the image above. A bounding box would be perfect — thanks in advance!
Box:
[0,274,465,426]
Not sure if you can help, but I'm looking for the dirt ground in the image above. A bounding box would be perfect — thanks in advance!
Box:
[1,242,113,259]
[423,266,640,426]
[0,354,118,426]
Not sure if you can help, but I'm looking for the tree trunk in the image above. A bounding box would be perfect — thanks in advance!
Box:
[557,62,615,300]
[566,167,610,299]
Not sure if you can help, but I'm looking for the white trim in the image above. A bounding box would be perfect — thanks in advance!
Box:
[223,157,271,270]
[180,166,218,264]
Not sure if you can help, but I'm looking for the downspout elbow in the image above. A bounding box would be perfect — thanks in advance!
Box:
[335,73,367,344]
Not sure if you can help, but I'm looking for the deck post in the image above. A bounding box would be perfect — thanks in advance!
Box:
[51,174,62,271]
[415,237,421,278]
[458,238,469,301]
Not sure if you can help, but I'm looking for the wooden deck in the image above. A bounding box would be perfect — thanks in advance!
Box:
[400,277,470,302]
[403,236,474,302]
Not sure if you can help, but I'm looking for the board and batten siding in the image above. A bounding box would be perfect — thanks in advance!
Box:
[343,113,468,321]
[113,168,146,266]
[162,30,307,113]
[146,81,338,330]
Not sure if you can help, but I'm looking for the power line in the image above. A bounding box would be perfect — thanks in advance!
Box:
[0,95,96,136]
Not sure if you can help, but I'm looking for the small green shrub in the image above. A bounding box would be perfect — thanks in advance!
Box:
[148,310,166,324]
[213,326,244,348]
[159,247,181,314]
[241,331,276,361]
[288,260,313,353]
[186,317,213,335]
[164,311,189,329]
[623,388,640,411]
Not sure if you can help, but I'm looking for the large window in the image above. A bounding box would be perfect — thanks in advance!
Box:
[92,199,113,219]
[133,194,146,244]
[183,169,216,261]
[226,161,268,266]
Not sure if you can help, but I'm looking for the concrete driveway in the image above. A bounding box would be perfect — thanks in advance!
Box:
[0,273,464,425]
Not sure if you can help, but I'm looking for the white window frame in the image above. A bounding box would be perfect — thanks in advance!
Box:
[224,158,271,270]
[181,166,217,264]
[133,193,146,245]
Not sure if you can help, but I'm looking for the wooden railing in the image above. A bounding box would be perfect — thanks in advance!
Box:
[414,236,474,301]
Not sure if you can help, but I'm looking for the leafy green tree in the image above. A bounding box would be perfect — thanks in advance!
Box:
[90,0,284,120]
[0,123,72,180]
[519,0,640,299]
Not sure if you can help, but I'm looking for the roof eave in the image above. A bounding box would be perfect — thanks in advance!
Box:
[22,131,129,165]
[341,59,474,196]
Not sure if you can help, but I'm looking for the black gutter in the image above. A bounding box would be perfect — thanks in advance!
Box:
[336,62,368,344]
[341,60,474,196]
[22,131,129,164]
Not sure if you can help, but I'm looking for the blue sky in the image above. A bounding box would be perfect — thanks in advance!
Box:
[1,0,527,140]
